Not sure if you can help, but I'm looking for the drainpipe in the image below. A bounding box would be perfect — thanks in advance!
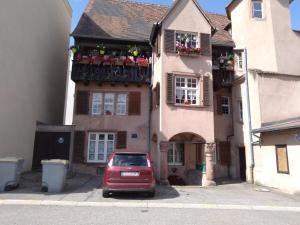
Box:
[244,48,255,183]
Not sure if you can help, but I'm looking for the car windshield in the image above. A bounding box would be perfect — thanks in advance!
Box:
[113,154,147,166]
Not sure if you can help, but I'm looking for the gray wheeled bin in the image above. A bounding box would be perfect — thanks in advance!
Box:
[41,159,69,193]
[0,157,24,191]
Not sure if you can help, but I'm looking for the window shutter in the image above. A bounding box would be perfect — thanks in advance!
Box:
[75,91,89,115]
[164,29,175,53]
[203,76,210,106]
[216,95,223,115]
[128,92,141,115]
[200,33,211,56]
[73,131,85,163]
[157,31,161,56]
[166,73,174,104]
[219,141,231,166]
[156,82,160,106]
[116,131,127,149]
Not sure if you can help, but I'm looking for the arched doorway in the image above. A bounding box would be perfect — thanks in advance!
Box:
[167,133,206,185]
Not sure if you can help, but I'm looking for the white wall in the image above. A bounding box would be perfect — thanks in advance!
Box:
[0,0,72,170]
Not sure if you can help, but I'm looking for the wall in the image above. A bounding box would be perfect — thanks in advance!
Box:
[159,0,215,142]
[73,83,150,154]
[0,0,72,170]
[254,128,300,194]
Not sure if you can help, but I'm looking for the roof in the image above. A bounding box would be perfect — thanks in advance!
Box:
[72,0,233,46]
[252,118,300,133]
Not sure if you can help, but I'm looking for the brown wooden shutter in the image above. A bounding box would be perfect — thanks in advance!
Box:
[73,131,85,163]
[219,141,231,166]
[75,91,89,115]
[128,92,141,115]
[156,82,160,106]
[216,95,223,115]
[164,29,175,53]
[157,30,161,56]
[203,76,210,106]
[116,131,127,149]
[201,33,211,56]
[166,73,174,104]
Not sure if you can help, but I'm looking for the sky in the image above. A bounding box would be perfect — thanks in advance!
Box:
[69,0,300,44]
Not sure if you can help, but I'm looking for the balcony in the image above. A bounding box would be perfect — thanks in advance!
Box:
[213,70,234,89]
[71,62,151,84]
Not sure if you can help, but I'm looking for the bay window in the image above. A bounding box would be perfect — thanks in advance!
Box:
[88,133,115,163]
[175,77,198,105]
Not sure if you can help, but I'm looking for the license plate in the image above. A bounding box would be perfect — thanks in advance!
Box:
[121,172,139,177]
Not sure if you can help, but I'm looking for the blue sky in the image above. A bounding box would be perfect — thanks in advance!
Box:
[69,0,300,44]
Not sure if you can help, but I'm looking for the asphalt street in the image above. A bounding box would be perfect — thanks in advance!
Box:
[0,205,300,225]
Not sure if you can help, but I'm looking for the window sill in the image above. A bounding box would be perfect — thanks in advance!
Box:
[173,103,206,109]
[177,52,201,57]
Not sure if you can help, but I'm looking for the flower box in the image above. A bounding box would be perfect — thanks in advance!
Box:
[176,46,202,56]
[80,56,91,64]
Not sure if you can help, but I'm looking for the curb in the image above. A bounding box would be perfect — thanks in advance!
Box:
[1,199,300,212]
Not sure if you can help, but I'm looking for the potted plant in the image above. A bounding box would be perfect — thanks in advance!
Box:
[96,44,106,55]
[70,45,78,54]
[128,46,141,58]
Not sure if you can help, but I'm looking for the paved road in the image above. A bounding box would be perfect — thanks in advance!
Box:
[0,204,300,225]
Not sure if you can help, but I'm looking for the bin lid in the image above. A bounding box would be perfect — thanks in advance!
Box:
[41,159,69,165]
[0,157,24,163]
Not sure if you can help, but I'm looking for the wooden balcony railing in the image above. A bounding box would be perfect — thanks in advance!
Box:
[213,70,234,89]
[71,62,151,84]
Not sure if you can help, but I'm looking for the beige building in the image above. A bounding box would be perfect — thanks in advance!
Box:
[227,0,300,194]
[0,0,72,170]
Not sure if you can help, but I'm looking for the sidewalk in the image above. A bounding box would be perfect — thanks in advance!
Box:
[0,172,299,209]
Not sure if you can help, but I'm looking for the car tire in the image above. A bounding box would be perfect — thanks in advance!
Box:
[148,191,155,198]
[102,190,109,198]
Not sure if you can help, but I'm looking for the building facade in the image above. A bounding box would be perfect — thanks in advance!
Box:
[227,0,300,194]
[0,0,72,170]
[70,0,234,185]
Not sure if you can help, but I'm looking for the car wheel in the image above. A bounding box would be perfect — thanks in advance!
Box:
[147,191,155,198]
[102,190,109,198]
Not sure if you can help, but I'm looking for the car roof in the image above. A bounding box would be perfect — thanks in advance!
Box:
[113,151,148,155]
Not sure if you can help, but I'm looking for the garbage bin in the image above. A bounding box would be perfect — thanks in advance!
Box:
[41,159,69,193]
[0,157,24,191]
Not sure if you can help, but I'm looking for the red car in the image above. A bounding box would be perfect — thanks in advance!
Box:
[102,152,156,198]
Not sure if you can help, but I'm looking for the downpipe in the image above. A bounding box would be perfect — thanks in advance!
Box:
[244,48,255,184]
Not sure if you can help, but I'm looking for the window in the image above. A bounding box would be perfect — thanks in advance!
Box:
[175,77,198,105]
[92,93,102,115]
[104,93,114,115]
[88,133,115,163]
[238,101,243,121]
[168,143,184,165]
[237,52,243,70]
[113,154,147,167]
[176,32,198,48]
[275,145,289,174]
[116,94,127,115]
[252,0,263,19]
[221,96,230,114]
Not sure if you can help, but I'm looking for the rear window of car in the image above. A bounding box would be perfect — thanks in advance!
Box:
[113,154,147,166]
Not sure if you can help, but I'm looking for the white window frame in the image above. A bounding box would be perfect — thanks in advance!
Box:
[252,0,263,19]
[237,52,243,71]
[175,76,199,106]
[221,96,230,115]
[104,93,115,116]
[87,133,115,163]
[175,31,199,49]
[92,93,102,115]
[168,142,184,166]
[116,93,128,116]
